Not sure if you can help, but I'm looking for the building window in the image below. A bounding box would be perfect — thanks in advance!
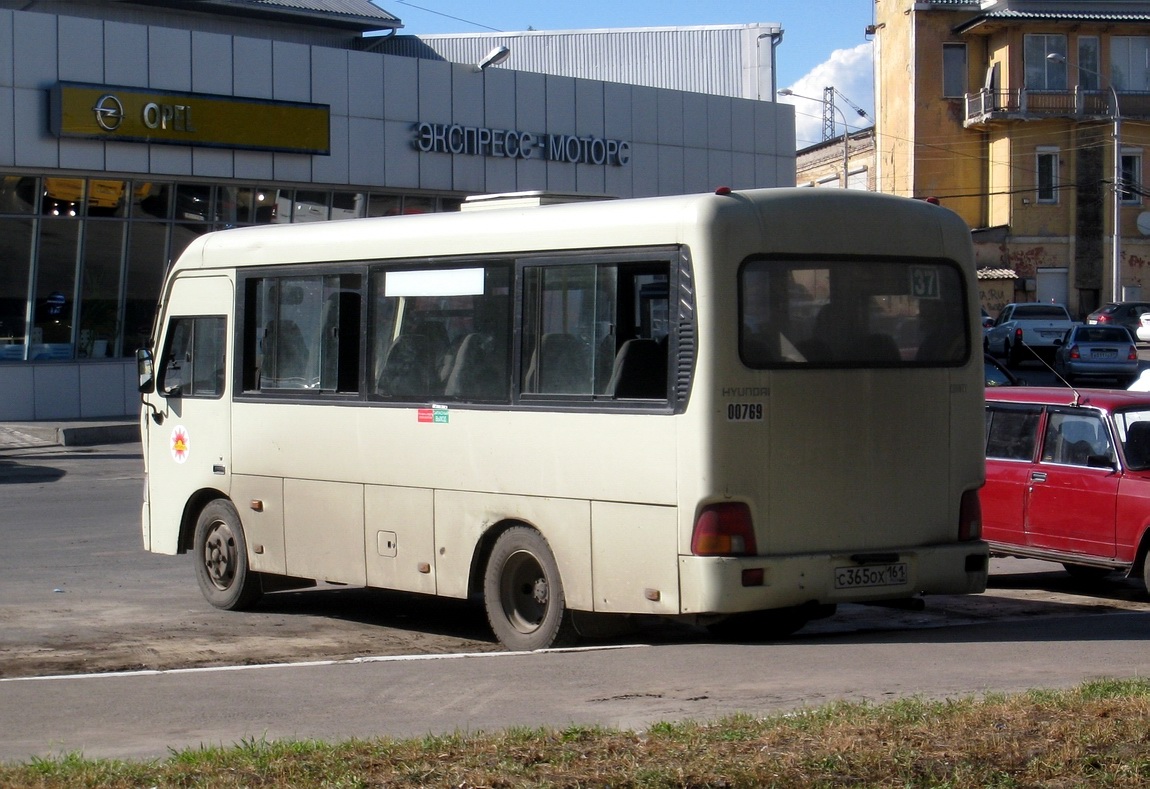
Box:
[1077,36,1100,90]
[943,43,967,98]
[847,167,869,191]
[1112,37,1150,91]
[1024,34,1067,90]
[1121,151,1143,204]
[1036,148,1059,203]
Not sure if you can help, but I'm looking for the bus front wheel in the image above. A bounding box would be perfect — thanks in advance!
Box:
[483,526,577,651]
[193,499,263,611]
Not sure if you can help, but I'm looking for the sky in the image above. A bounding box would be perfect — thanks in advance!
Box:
[371,0,877,150]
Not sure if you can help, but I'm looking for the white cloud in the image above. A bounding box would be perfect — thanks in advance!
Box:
[779,43,874,150]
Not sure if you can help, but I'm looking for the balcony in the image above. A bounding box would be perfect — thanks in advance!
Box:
[964,87,1150,127]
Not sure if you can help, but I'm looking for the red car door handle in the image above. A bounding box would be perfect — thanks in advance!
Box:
[1030,472,1047,482]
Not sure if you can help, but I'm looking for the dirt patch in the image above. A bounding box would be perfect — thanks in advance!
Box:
[0,587,503,679]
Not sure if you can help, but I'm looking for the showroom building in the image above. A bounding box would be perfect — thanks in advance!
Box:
[0,0,795,420]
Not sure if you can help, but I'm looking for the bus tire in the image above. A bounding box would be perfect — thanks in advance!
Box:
[193,499,262,611]
[483,526,577,651]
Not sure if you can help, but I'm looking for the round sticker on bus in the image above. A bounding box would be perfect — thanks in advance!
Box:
[171,425,190,464]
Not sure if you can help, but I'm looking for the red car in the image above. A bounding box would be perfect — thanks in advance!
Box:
[983,387,1150,588]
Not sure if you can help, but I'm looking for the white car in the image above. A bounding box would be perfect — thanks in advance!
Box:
[1138,312,1150,343]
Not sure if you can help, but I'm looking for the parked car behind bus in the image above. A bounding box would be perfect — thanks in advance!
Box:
[983,387,1150,589]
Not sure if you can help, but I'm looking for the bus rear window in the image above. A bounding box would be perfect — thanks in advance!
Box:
[739,259,968,368]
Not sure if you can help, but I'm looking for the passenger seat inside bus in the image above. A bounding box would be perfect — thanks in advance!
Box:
[443,332,504,400]
[378,334,437,398]
[524,333,591,394]
[607,338,667,398]
[264,319,309,387]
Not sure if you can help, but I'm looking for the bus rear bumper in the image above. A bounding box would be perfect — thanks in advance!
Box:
[678,541,989,615]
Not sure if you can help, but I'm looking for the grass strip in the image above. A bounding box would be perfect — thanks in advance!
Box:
[3,677,1149,787]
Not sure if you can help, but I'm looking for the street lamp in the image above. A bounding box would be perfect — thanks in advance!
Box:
[1048,52,1122,304]
[778,87,869,188]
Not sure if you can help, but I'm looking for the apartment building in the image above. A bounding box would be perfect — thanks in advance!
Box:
[873,0,1150,317]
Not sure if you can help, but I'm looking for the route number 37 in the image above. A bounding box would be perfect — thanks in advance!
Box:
[909,266,940,299]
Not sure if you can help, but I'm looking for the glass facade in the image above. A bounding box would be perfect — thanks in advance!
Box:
[0,175,462,363]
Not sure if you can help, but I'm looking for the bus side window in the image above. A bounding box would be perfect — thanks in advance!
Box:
[369,265,511,403]
[245,274,359,393]
[160,316,225,398]
[520,262,669,400]
[160,319,191,395]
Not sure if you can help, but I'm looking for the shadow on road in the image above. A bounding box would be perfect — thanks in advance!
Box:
[237,566,1150,654]
[253,585,499,645]
[0,459,65,484]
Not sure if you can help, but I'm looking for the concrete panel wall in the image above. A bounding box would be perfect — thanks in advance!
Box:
[2,8,792,200]
[0,361,135,421]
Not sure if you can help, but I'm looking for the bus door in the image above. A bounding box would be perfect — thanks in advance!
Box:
[142,275,233,554]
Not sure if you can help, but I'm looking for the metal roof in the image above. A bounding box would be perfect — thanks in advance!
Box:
[973,9,1150,21]
[119,0,400,31]
[956,2,1150,33]
[375,24,783,101]
[247,0,397,21]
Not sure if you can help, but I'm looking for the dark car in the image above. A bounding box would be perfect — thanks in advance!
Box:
[1051,324,1139,386]
[983,387,1150,588]
[1086,301,1150,334]
[984,354,1023,387]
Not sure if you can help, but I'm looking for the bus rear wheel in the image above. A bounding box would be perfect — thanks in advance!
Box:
[193,499,262,611]
[483,526,577,651]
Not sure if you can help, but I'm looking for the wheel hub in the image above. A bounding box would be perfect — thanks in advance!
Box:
[203,523,235,590]
[531,578,548,606]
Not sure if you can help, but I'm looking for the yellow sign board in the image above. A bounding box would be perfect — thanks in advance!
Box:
[50,82,330,155]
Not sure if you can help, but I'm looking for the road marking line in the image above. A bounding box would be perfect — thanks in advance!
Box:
[0,644,648,683]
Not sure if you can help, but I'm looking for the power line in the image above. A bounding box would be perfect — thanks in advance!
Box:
[390,1,503,33]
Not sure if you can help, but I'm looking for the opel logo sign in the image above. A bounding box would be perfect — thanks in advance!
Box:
[93,94,124,131]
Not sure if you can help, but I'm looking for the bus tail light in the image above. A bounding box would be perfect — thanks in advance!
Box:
[959,489,982,541]
[691,503,757,556]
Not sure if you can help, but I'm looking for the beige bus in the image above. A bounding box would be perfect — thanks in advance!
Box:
[137,187,989,650]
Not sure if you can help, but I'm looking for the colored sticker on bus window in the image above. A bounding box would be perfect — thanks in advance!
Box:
[417,406,449,424]
[171,425,190,463]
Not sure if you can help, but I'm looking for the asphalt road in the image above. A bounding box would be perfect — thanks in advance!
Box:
[2,441,1150,762]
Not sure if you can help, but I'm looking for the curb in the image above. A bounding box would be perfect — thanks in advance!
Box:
[0,421,139,450]
[58,424,140,447]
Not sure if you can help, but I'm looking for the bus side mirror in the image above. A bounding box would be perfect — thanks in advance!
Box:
[137,348,155,393]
